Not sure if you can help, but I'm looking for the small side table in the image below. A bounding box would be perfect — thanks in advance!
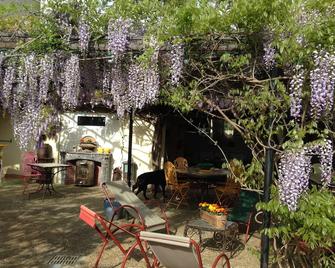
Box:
[184,219,239,252]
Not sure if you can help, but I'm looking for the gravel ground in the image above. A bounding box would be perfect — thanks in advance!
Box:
[0,179,260,268]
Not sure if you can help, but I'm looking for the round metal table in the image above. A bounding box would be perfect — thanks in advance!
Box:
[184,218,239,251]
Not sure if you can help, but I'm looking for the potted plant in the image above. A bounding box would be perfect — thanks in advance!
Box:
[198,202,229,228]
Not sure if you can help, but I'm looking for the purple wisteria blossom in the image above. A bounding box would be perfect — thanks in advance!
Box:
[304,139,333,185]
[78,18,91,53]
[57,14,72,44]
[278,152,311,211]
[170,43,184,86]
[263,45,276,71]
[107,18,132,61]
[0,52,4,75]
[39,54,54,103]
[289,65,305,119]
[109,64,129,117]
[61,55,80,109]
[310,50,335,119]
[2,66,15,110]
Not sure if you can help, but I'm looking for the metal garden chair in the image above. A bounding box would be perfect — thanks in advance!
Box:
[140,231,231,268]
[79,205,150,268]
[21,151,44,197]
[164,161,190,209]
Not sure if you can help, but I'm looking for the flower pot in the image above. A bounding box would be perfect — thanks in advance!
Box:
[200,209,227,228]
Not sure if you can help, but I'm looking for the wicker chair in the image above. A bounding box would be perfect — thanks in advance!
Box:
[214,159,243,206]
[173,156,188,170]
[164,161,190,209]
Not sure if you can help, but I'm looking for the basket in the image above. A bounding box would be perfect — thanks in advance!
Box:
[200,209,227,228]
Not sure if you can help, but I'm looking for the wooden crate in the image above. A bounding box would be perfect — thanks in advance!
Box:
[200,210,227,228]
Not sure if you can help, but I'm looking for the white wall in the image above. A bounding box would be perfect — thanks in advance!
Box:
[59,112,156,180]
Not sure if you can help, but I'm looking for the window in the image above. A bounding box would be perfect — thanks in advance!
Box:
[77,116,106,126]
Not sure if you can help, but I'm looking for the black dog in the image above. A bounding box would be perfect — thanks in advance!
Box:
[132,169,166,200]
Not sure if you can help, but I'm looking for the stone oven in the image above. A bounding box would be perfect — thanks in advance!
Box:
[61,136,113,186]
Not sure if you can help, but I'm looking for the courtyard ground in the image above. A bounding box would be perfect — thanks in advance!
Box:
[0,179,260,268]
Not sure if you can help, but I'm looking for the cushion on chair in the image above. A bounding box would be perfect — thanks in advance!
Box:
[228,208,250,223]
[196,162,214,170]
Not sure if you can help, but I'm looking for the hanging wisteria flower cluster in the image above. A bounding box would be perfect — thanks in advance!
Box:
[127,39,160,110]
[25,54,40,105]
[304,139,333,185]
[170,43,184,86]
[12,106,42,149]
[61,55,80,109]
[2,66,15,110]
[39,54,54,103]
[263,45,276,71]
[103,37,160,117]
[319,140,333,185]
[107,18,132,61]
[15,65,27,106]
[128,63,159,109]
[278,151,312,211]
[16,55,46,149]
[0,52,83,149]
[78,18,91,53]
[310,50,335,119]
[289,65,305,119]
[108,64,129,117]
[102,65,111,94]
[56,14,73,44]
[0,52,4,75]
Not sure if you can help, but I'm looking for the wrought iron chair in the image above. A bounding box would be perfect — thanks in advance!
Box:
[164,161,190,209]
[79,205,150,268]
[174,156,188,170]
[140,231,231,268]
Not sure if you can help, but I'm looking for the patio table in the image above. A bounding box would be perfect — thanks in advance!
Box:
[27,163,70,199]
[176,167,230,200]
